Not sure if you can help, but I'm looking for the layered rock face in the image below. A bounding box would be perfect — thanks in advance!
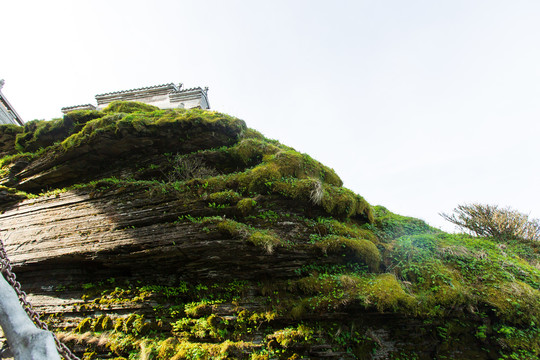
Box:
[0,102,538,360]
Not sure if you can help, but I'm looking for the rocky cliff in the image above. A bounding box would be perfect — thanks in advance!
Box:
[0,102,538,360]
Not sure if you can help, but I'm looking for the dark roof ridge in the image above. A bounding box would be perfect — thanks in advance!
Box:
[95,83,178,97]
[178,86,207,92]
[61,104,95,110]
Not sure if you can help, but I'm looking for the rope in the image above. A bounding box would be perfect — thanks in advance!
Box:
[0,237,80,360]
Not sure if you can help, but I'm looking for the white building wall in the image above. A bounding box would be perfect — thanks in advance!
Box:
[96,93,172,110]
[0,103,18,125]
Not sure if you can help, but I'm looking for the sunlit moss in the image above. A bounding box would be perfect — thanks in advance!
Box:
[359,273,415,312]
[237,198,257,216]
[315,235,381,270]
[102,101,159,114]
[485,281,540,325]
[248,231,282,254]
[208,190,241,205]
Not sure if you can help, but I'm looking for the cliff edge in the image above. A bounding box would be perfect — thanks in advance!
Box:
[0,102,538,359]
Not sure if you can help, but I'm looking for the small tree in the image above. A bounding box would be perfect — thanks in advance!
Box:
[440,203,540,242]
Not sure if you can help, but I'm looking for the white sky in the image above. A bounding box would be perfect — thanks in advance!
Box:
[1,0,539,231]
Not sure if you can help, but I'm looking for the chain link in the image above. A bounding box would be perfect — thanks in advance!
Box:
[0,238,80,360]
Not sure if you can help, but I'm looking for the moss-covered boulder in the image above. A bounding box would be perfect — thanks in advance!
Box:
[0,101,538,360]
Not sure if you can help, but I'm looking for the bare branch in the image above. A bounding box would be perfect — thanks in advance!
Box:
[440,203,539,242]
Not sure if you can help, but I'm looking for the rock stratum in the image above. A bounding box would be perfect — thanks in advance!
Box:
[0,101,538,360]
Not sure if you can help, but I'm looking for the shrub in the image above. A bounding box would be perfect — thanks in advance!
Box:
[441,204,540,243]
[167,155,218,182]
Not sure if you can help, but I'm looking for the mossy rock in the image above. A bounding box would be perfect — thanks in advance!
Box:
[208,190,241,205]
[237,198,257,215]
[248,230,282,254]
[0,124,23,156]
[315,235,381,270]
[93,314,114,331]
[75,317,93,333]
[217,219,250,238]
[359,273,415,312]
[157,337,179,359]
[14,110,102,152]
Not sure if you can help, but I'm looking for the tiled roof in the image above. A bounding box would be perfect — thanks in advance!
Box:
[61,104,95,111]
[95,83,178,97]
[178,87,204,92]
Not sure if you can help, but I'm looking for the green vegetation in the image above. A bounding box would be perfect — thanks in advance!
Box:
[102,100,160,113]
[1,101,538,359]
[14,110,103,152]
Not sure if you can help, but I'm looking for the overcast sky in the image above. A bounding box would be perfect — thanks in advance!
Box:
[2,0,539,231]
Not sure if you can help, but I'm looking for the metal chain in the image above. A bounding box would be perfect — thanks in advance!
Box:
[0,238,80,360]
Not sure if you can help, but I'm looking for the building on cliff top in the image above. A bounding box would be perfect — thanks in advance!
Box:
[61,83,210,114]
[0,79,24,126]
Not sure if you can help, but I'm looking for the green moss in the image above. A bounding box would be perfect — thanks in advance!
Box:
[372,205,437,240]
[63,109,105,124]
[237,198,257,215]
[217,219,250,238]
[248,231,282,254]
[60,106,246,154]
[241,128,265,140]
[320,185,373,221]
[271,177,318,202]
[485,281,540,325]
[270,150,342,187]
[314,217,378,243]
[0,185,35,200]
[0,124,23,155]
[6,101,539,359]
[315,235,381,270]
[208,140,377,221]
[237,162,282,194]
[14,110,103,152]
[359,273,415,312]
[229,138,281,165]
[232,149,341,196]
[268,324,313,348]
[114,318,124,332]
[92,314,110,331]
[102,100,160,114]
[75,317,93,333]
[270,177,373,221]
[217,219,281,253]
[0,152,35,168]
[208,190,241,205]
[60,114,123,150]
[184,300,219,318]
[0,123,23,135]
